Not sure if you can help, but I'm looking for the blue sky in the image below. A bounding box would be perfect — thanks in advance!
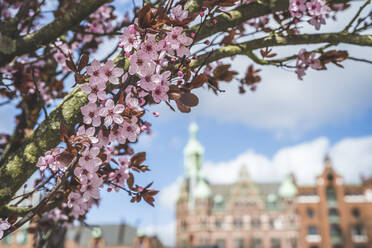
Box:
[0,0,372,246]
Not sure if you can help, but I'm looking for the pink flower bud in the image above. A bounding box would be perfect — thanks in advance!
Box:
[153,112,160,117]
[138,187,144,192]
[107,188,112,192]
[177,71,183,77]
[171,58,176,63]
[193,55,198,59]
[125,51,131,57]
[202,6,207,11]
[200,11,204,17]
[178,78,183,83]
[119,43,124,48]
[212,19,217,24]
[109,172,116,178]
[190,32,196,38]
[204,40,210,45]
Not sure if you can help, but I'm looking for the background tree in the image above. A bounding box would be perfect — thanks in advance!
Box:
[0,0,371,245]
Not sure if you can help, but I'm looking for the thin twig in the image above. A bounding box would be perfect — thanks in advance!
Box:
[2,155,80,238]
[31,67,48,119]
[348,56,372,64]
[343,0,371,32]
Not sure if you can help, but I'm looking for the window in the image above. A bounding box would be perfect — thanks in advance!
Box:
[251,218,261,229]
[326,186,337,201]
[234,238,244,248]
[181,220,187,231]
[352,208,360,218]
[330,224,341,236]
[352,224,365,236]
[327,173,334,181]
[215,219,224,229]
[233,218,243,229]
[270,238,281,248]
[308,226,318,235]
[217,239,226,248]
[251,238,262,248]
[329,208,339,217]
[307,208,314,218]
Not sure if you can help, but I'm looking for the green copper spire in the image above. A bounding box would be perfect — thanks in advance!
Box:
[194,179,211,199]
[279,174,297,198]
[183,122,204,179]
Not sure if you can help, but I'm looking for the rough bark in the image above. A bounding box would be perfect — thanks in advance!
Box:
[0,0,109,67]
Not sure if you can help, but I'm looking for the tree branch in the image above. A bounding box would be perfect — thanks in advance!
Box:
[0,0,109,67]
[190,32,372,68]
[0,87,87,206]
[189,0,353,43]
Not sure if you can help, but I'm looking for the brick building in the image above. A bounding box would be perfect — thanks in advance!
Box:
[176,123,372,248]
[296,157,372,248]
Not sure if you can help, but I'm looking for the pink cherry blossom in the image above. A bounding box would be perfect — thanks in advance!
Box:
[122,117,140,142]
[86,59,103,81]
[171,5,188,21]
[165,26,193,50]
[0,219,10,239]
[306,0,329,16]
[81,103,101,127]
[308,15,326,30]
[119,25,141,52]
[80,174,102,202]
[77,125,98,144]
[99,99,125,127]
[289,0,306,18]
[152,84,169,103]
[141,35,160,59]
[100,60,123,84]
[79,147,102,173]
[128,51,155,77]
[138,73,160,91]
[81,80,106,103]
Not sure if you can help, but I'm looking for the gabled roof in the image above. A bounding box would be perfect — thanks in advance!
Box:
[65,224,137,246]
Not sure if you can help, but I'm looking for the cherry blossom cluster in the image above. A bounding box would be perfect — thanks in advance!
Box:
[36,148,66,173]
[295,48,322,80]
[289,0,331,30]
[77,5,117,44]
[0,219,10,239]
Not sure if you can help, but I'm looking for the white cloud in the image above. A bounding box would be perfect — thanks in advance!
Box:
[159,177,182,211]
[202,136,372,184]
[143,221,176,247]
[192,52,372,135]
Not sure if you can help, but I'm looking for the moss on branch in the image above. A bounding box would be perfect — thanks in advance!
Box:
[0,87,87,206]
[0,0,109,67]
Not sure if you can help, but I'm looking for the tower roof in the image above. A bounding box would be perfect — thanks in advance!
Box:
[194,179,212,199]
[183,122,204,156]
[279,174,297,198]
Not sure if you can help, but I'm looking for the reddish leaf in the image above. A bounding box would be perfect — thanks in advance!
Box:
[179,92,199,107]
[127,173,134,190]
[65,59,77,72]
[190,74,208,89]
[78,54,89,72]
[176,101,191,113]
[130,152,146,166]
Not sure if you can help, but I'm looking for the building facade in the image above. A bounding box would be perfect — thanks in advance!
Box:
[176,123,372,248]
[296,157,372,248]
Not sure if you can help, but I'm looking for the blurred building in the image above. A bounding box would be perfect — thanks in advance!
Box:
[296,156,372,248]
[176,123,372,248]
